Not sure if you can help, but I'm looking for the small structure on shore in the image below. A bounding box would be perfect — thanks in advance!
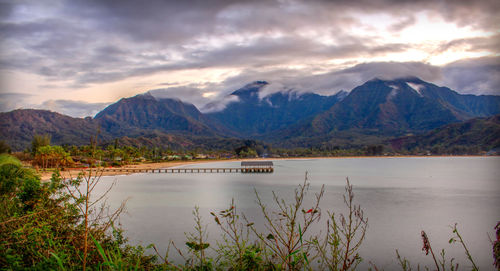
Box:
[241,161,274,173]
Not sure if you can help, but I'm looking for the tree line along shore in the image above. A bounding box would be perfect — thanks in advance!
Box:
[0,133,495,182]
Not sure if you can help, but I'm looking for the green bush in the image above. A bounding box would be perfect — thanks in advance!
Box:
[0,155,156,270]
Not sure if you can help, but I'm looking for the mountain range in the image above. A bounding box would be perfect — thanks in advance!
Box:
[1,77,499,151]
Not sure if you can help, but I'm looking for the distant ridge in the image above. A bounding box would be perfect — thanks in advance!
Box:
[304,77,500,135]
[1,77,499,151]
[0,109,109,151]
[390,114,500,153]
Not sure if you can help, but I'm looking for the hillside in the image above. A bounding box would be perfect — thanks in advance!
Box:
[390,115,500,154]
[0,109,108,151]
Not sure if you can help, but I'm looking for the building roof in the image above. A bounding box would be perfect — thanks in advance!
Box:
[241,161,273,167]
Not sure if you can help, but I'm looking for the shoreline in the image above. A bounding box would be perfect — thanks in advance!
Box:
[38,155,495,181]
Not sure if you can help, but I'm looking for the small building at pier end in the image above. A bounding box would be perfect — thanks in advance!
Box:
[241,161,274,173]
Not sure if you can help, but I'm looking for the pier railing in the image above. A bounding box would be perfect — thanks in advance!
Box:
[100,167,273,174]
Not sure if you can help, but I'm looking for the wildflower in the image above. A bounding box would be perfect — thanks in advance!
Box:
[494,221,500,269]
[421,230,430,255]
[306,208,313,213]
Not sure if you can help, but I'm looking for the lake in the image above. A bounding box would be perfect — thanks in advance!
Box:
[93,157,500,270]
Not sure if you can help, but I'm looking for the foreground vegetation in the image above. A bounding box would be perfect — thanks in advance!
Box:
[0,154,157,270]
[1,153,499,270]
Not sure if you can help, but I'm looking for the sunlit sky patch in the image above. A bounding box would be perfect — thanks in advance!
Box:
[0,0,499,117]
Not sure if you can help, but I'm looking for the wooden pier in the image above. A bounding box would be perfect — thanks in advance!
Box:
[102,167,271,174]
[102,161,274,174]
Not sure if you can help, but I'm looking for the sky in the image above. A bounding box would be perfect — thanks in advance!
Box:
[0,0,499,117]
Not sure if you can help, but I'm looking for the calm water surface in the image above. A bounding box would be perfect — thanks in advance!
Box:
[94,157,500,270]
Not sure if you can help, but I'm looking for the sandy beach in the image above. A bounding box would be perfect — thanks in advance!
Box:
[37,157,306,181]
[38,159,228,181]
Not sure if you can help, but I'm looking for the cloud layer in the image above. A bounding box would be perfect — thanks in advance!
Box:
[39,100,111,118]
[0,0,498,117]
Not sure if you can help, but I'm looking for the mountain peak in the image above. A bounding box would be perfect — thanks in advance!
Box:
[367,77,384,83]
[231,81,269,97]
[135,92,157,101]
[398,76,423,82]
[367,76,424,84]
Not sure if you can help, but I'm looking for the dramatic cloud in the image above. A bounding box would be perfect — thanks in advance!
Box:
[0,0,498,116]
[149,85,217,109]
[0,92,34,112]
[38,100,111,118]
[205,61,443,98]
[442,56,500,95]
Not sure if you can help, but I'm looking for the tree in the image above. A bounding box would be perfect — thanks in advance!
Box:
[31,134,51,156]
[365,145,384,156]
[0,140,11,154]
[0,154,26,196]
[34,145,73,170]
